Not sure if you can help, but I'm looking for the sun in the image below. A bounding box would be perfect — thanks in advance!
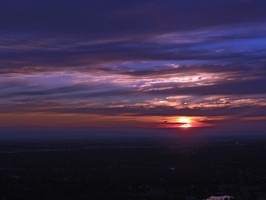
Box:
[177,117,192,128]
[159,116,214,129]
[179,123,192,128]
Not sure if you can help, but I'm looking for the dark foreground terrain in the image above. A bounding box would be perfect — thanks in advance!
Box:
[1,135,266,200]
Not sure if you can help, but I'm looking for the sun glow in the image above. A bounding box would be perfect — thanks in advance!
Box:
[179,123,192,128]
[177,117,192,128]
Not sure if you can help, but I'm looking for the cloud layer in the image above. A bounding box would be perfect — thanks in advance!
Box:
[0,0,266,131]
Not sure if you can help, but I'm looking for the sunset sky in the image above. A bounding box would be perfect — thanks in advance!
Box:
[0,0,266,135]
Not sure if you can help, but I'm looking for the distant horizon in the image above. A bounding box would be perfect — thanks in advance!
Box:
[1,125,266,142]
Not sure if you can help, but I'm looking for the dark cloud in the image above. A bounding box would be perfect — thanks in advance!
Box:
[0,83,134,100]
[0,36,265,74]
[148,78,266,96]
[119,64,266,77]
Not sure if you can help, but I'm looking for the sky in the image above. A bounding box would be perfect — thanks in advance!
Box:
[0,0,266,136]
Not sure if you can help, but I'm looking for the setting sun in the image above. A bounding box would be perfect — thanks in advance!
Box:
[177,117,192,128]
[179,123,192,128]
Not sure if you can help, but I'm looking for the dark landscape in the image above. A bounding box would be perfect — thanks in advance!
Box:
[1,134,266,200]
